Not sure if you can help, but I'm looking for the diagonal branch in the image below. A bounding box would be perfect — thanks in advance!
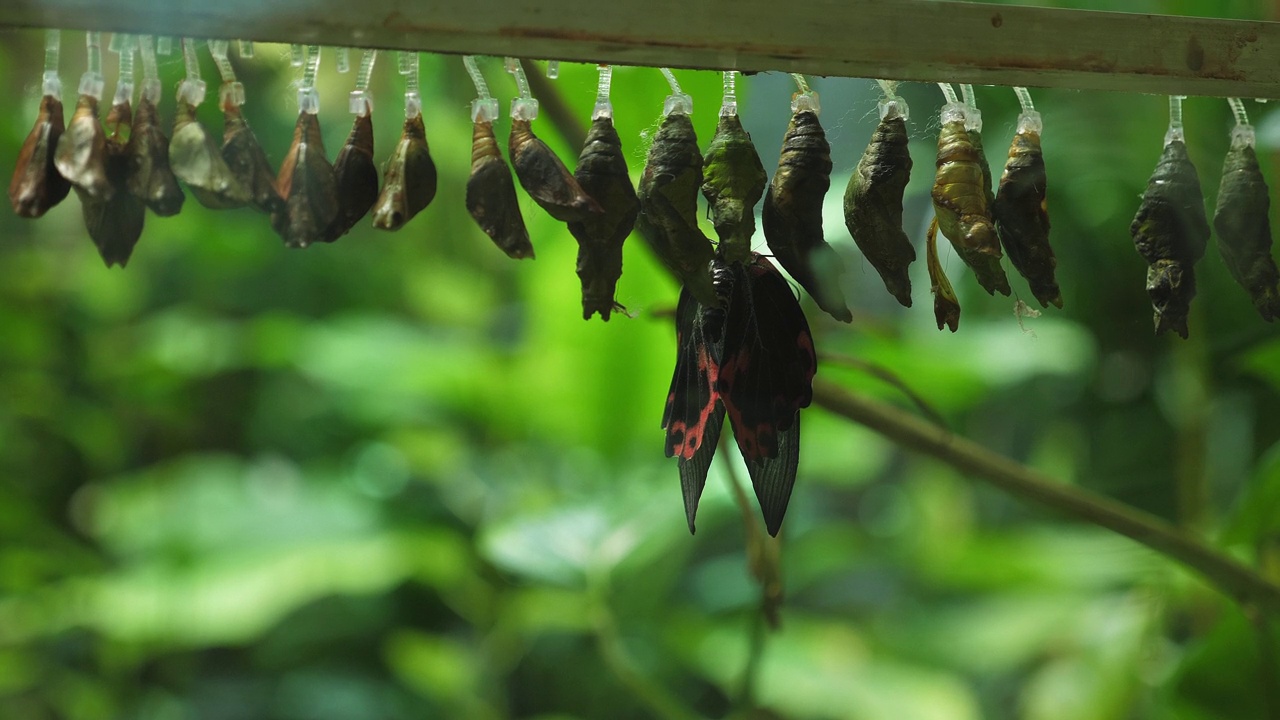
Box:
[811,376,1280,615]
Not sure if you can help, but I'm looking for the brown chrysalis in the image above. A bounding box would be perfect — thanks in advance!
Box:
[509,117,601,223]
[843,104,915,307]
[169,99,249,209]
[10,94,71,217]
[1130,139,1210,338]
[328,111,378,238]
[762,109,853,322]
[1213,132,1280,321]
[221,100,283,216]
[54,94,111,200]
[931,112,1010,296]
[272,111,339,248]
[79,99,145,267]
[636,111,718,307]
[466,118,533,259]
[700,113,766,265]
[372,114,437,231]
[125,94,185,216]
[926,218,960,332]
[993,115,1061,309]
[568,115,640,320]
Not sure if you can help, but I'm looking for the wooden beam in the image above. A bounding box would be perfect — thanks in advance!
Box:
[3,0,1278,98]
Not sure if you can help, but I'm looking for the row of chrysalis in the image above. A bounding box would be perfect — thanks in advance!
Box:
[1130,95,1279,337]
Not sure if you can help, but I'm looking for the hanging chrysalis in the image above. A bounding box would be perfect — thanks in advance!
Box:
[505,57,601,223]
[329,49,379,237]
[762,75,852,322]
[568,65,641,319]
[926,219,960,332]
[10,30,71,218]
[993,88,1061,309]
[1213,100,1280,321]
[462,56,532,259]
[54,32,110,200]
[700,70,766,265]
[125,36,184,216]
[1130,96,1210,338]
[842,80,915,307]
[959,85,996,210]
[931,84,1009,296]
[274,45,339,247]
[80,34,145,267]
[169,39,249,209]
[209,40,280,216]
[636,69,718,307]
[373,52,438,231]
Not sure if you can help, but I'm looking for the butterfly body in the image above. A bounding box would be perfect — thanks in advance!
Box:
[663,253,815,536]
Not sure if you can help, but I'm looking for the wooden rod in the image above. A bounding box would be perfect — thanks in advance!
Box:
[2,0,1278,98]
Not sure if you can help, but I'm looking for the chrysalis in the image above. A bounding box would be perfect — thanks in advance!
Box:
[509,117,601,223]
[170,99,250,209]
[221,101,283,216]
[762,108,853,322]
[329,111,378,238]
[701,113,766,265]
[636,111,718,307]
[126,94,185,216]
[372,114,437,231]
[10,94,71,218]
[273,111,339,248]
[54,94,111,200]
[931,108,1010,296]
[1130,139,1210,338]
[466,118,533,259]
[80,99,145,267]
[843,100,915,307]
[993,112,1061,309]
[1213,128,1280,321]
[568,115,640,319]
[926,218,960,332]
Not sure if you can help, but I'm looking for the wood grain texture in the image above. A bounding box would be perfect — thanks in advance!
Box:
[3,0,1278,97]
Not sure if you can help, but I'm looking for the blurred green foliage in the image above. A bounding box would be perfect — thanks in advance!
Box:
[3,2,1280,716]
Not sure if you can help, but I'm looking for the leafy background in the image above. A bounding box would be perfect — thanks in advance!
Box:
[3,0,1280,717]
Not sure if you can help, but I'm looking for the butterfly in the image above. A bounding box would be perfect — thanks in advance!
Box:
[663,253,816,537]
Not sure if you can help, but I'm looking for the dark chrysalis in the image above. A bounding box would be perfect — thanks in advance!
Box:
[842,100,915,307]
[568,115,640,320]
[329,110,379,238]
[993,114,1062,309]
[664,254,816,536]
[701,112,767,265]
[1213,129,1280,321]
[466,118,533,259]
[10,94,71,217]
[170,99,249,210]
[372,114,438,231]
[762,108,853,322]
[926,218,960,332]
[509,117,601,223]
[125,94,185,216]
[54,94,111,200]
[636,111,718,307]
[1130,139,1210,338]
[272,111,339,248]
[221,100,283,216]
[79,99,145,267]
[931,109,1010,296]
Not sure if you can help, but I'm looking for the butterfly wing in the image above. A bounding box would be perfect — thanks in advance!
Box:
[719,255,816,536]
[663,285,726,534]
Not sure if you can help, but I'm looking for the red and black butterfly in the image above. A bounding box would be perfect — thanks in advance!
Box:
[663,253,816,536]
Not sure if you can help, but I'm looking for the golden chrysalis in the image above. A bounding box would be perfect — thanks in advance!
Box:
[931,115,1010,296]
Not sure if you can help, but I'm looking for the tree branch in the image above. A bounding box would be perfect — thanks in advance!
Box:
[811,377,1280,615]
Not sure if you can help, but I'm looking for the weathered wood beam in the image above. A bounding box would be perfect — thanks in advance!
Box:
[2,0,1278,98]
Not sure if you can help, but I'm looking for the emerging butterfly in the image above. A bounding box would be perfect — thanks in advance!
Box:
[663,253,816,537]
